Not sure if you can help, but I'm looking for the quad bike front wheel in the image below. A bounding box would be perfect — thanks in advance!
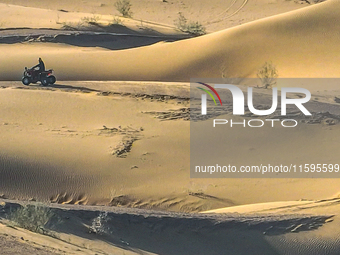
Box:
[41,77,49,86]
[22,77,30,86]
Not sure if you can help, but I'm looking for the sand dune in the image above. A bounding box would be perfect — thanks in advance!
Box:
[1,199,340,255]
[0,0,308,31]
[1,0,340,254]
[0,81,339,211]
[0,3,182,35]
[1,1,340,82]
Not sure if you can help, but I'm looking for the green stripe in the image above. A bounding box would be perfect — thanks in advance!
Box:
[197,87,217,105]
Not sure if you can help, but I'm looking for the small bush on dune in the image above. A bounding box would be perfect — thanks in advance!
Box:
[174,12,206,36]
[110,17,124,25]
[114,0,133,18]
[61,15,103,31]
[81,15,101,25]
[89,211,108,235]
[7,204,54,234]
[257,61,278,89]
[185,21,206,36]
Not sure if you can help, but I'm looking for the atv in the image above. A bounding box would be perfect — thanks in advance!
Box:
[22,67,56,86]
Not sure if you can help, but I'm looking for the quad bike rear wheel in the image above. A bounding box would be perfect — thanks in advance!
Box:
[48,75,56,84]
[22,77,30,86]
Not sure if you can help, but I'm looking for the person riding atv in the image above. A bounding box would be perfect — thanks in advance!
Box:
[31,57,45,80]
[22,58,56,86]
[33,57,45,72]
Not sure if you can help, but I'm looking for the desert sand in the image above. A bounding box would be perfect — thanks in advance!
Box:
[1,0,340,254]
[1,1,340,81]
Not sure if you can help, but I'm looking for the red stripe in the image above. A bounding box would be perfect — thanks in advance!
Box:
[198,82,223,106]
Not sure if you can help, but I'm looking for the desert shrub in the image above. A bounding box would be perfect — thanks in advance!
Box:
[61,21,86,30]
[114,0,133,18]
[185,21,206,36]
[61,15,102,31]
[300,0,326,4]
[174,12,206,36]
[7,204,54,234]
[257,61,278,89]
[174,12,187,31]
[89,212,108,234]
[81,15,101,25]
[110,17,124,25]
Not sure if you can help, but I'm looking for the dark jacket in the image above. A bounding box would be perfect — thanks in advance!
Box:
[33,60,45,72]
